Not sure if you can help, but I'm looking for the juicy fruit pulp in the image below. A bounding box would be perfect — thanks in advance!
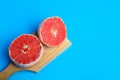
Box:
[9,34,43,68]
[39,17,66,47]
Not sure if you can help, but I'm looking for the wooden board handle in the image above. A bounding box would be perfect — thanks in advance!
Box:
[0,63,20,80]
[0,39,71,80]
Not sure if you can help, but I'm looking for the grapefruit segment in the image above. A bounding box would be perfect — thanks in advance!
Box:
[9,34,43,68]
[38,16,67,47]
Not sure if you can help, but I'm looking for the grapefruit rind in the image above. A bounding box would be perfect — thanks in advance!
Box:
[38,16,67,47]
[9,34,44,68]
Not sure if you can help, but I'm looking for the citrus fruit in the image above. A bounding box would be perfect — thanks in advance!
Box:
[38,16,66,47]
[9,34,43,68]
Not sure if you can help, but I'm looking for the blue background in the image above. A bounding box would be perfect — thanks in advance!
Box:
[0,0,120,80]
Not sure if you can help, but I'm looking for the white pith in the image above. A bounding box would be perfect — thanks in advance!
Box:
[50,27,58,38]
[21,44,29,54]
[9,34,44,68]
[38,16,67,47]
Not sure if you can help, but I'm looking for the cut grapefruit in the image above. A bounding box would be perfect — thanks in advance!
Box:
[38,16,66,47]
[9,34,43,68]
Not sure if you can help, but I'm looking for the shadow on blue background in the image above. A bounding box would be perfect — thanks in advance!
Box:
[0,0,120,80]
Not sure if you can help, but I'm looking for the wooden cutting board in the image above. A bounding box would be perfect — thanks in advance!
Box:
[0,38,71,80]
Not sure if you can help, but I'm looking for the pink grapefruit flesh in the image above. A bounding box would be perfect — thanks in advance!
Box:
[38,16,66,47]
[9,34,43,68]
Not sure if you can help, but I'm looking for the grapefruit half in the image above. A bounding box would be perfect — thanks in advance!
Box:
[38,16,66,47]
[9,34,43,68]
